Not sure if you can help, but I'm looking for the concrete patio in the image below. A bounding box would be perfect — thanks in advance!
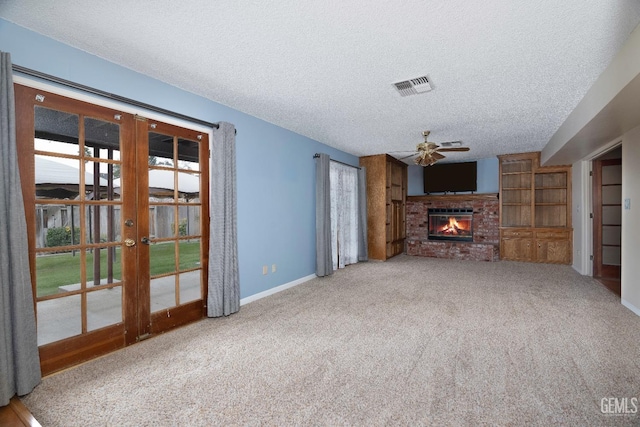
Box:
[36,271,201,345]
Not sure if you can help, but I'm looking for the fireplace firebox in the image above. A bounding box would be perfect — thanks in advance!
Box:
[428,208,473,242]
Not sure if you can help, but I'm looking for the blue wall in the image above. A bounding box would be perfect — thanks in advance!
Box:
[407,157,499,195]
[0,19,359,299]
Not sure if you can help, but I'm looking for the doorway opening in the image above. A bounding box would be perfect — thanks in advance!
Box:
[592,146,622,295]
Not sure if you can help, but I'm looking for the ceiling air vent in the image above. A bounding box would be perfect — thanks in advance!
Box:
[439,141,462,148]
[393,75,432,96]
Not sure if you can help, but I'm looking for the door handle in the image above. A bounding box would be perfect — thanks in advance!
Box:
[124,238,136,247]
[141,237,150,245]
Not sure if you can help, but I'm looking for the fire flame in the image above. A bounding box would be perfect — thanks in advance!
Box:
[438,217,468,235]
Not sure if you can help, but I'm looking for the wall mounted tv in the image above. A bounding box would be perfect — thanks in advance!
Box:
[423,161,477,193]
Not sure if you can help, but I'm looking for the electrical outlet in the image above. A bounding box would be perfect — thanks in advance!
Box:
[272,264,277,273]
[624,198,631,210]
[262,265,268,275]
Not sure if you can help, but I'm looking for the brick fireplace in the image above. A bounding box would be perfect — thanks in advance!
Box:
[406,194,500,261]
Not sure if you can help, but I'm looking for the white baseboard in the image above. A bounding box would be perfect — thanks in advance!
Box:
[240,273,317,306]
[621,299,640,317]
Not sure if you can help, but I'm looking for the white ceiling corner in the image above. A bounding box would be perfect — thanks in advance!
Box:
[2,1,640,163]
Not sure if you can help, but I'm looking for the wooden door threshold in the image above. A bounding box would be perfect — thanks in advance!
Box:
[0,397,41,427]
[595,277,621,296]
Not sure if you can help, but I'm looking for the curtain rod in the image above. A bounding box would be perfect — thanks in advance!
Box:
[313,153,361,169]
[12,64,220,130]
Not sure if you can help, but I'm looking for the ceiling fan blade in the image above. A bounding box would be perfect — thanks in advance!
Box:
[436,147,470,152]
[398,153,417,160]
[431,152,446,160]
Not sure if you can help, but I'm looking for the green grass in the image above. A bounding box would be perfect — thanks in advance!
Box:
[36,241,201,297]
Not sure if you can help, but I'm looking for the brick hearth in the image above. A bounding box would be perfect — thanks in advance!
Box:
[406,194,500,261]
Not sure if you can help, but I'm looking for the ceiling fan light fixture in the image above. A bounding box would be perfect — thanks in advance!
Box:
[415,155,434,167]
[415,151,434,167]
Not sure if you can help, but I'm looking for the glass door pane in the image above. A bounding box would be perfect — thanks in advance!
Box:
[146,129,203,313]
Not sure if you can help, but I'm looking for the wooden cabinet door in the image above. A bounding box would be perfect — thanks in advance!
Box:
[360,154,406,260]
[390,200,404,255]
[384,158,406,259]
[501,238,518,259]
[501,238,533,261]
[536,240,571,264]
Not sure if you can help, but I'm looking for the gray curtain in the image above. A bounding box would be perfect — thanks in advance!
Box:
[357,167,368,262]
[0,51,41,406]
[208,122,240,317]
[315,153,333,277]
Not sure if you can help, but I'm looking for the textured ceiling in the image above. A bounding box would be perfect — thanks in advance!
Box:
[2,1,640,163]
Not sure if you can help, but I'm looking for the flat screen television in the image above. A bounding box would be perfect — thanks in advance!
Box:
[423,161,477,193]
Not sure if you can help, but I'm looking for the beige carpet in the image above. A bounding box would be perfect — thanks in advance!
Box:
[22,255,640,426]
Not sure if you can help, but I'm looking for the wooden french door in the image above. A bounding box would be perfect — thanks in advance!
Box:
[592,157,622,295]
[15,85,209,375]
[134,117,209,337]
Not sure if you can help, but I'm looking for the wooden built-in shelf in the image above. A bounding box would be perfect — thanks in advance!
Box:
[498,152,572,264]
